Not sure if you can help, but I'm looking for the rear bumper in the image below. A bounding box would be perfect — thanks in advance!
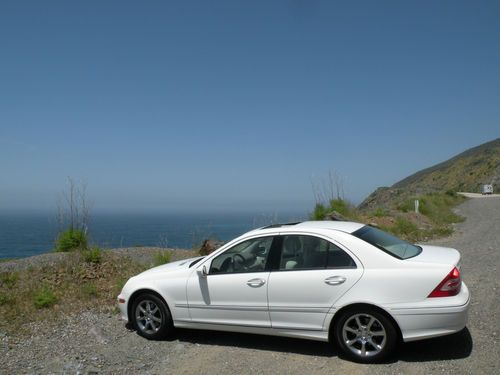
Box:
[387,283,470,342]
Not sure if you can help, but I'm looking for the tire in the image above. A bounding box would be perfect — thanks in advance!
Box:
[333,307,397,363]
[130,293,174,340]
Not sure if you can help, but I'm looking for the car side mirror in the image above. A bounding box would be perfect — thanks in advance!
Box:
[197,265,208,278]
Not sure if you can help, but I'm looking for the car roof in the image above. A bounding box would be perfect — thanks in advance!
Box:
[250,220,365,236]
[294,221,365,233]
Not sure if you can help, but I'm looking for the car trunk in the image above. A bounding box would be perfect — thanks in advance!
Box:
[406,245,460,267]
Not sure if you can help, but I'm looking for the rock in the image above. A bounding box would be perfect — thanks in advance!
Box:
[198,239,224,256]
[324,210,346,221]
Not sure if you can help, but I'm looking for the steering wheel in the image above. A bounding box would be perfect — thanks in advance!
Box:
[233,254,247,271]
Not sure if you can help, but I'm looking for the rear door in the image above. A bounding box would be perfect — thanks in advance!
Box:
[267,234,363,331]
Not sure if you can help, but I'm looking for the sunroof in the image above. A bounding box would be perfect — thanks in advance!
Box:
[262,222,301,229]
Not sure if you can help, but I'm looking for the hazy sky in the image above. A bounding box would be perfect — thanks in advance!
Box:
[1,1,499,214]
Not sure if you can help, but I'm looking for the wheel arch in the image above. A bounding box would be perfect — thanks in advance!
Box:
[328,302,403,343]
[127,288,172,321]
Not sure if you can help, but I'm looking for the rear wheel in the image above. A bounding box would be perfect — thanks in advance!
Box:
[131,293,173,340]
[334,307,397,363]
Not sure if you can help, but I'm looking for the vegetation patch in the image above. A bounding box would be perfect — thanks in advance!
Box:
[311,190,466,243]
[372,207,388,218]
[82,247,103,264]
[152,251,171,267]
[370,192,466,241]
[310,199,359,221]
[55,229,88,252]
[33,285,57,309]
[0,250,154,336]
[0,271,19,288]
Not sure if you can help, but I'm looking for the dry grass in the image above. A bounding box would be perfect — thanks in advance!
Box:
[0,249,194,336]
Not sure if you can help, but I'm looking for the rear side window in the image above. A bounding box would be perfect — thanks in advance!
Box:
[353,226,422,259]
[279,235,356,270]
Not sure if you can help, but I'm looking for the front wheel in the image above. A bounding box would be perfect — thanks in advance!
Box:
[131,293,173,340]
[333,308,397,363]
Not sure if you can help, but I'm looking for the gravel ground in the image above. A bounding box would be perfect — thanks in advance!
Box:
[1,197,499,374]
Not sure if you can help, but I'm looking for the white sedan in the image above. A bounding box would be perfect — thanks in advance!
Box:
[117,221,470,363]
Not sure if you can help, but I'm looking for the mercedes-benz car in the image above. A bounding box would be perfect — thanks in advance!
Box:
[117,221,470,363]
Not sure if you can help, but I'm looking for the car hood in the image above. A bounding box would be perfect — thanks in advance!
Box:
[136,256,204,278]
[407,245,460,266]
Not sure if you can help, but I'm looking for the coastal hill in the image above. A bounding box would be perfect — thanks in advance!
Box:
[360,138,500,211]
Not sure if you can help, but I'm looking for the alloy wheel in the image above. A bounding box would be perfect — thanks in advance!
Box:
[341,313,387,358]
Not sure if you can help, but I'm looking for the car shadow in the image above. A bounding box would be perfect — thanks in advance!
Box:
[169,327,472,362]
[173,329,336,357]
[396,328,473,362]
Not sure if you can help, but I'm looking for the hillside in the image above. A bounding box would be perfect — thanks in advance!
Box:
[360,138,500,211]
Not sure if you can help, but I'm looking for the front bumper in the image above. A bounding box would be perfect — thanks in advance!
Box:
[117,294,129,322]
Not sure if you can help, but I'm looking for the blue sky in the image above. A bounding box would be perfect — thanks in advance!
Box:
[1,0,499,214]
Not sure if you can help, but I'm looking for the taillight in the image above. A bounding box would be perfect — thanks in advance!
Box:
[428,267,461,297]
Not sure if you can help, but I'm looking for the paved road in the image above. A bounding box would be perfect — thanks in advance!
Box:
[1,197,499,374]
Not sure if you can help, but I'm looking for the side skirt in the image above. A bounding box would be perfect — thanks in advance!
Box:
[173,320,329,342]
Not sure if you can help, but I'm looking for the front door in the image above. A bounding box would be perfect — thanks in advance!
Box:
[186,236,275,328]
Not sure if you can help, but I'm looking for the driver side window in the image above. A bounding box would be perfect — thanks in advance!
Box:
[210,236,274,275]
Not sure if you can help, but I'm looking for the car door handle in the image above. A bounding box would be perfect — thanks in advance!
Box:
[246,278,266,287]
[324,276,346,285]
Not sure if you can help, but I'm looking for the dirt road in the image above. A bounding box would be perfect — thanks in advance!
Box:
[1,197,499,374]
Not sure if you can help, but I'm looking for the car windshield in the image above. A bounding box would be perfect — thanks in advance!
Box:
[352,226,422,259]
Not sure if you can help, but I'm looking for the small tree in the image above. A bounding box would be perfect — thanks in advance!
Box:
[55,177,91,252]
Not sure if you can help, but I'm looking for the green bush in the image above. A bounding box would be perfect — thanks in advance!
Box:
[55,229,88,252]
[329,199,350,216]
[310,199,355,220]
[153,251,171,267]
[33,286,57,309]
[0,272,19,288]
[310,203,328,220]
[82,247,102,264]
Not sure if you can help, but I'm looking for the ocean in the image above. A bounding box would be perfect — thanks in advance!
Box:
[0,211,305,259]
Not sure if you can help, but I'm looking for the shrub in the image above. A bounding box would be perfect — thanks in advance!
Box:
[82,247,102,264]
[33,286,57,308]
[310,199,355,220]
[55,229,88,252]
[0,272,19,288]
[310,203,328,220]
[153,251,171,267]
[329,199,350,216]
